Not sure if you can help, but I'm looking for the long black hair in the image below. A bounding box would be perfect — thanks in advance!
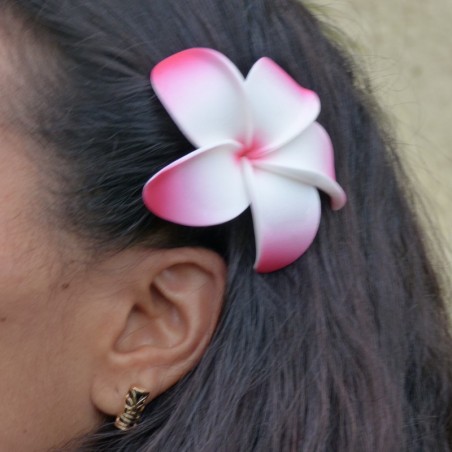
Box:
[1,0,451,450]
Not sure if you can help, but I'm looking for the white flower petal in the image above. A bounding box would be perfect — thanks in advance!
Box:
[255,122,347,210]
[242,161,321,273]
[143,141,249,226]
[245,57,321,153]
[151,48,252,148]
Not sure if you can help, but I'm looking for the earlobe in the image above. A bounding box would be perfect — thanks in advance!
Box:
[90,247,226,418]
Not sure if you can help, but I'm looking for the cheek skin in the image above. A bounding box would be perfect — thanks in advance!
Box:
[0,132,101,450]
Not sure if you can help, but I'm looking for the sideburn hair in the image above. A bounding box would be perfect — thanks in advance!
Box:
[1,0,452,450]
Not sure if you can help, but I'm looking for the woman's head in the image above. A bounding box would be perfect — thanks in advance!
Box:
[0,0,451,450]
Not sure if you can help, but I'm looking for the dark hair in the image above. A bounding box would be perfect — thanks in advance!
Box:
[1,0,452,450]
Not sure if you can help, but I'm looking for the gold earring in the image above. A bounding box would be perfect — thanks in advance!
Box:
[114,386,150,431]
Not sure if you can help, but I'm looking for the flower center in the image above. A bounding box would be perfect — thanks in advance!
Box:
[235,137,264,162]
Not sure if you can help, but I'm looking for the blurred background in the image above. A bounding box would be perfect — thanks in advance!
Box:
[309,0,452,281]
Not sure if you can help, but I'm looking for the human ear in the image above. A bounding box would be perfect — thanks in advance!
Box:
[90,247,226,418]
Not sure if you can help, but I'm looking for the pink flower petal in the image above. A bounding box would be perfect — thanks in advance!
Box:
[143,141,249,226]
[242,161,321,273]
[151,48,252,148]
[245,58,321,154]
[255,122,347,210]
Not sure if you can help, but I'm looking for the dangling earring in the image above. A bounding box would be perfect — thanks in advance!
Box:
[114,387,150,431]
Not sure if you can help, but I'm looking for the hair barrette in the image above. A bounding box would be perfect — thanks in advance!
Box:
[143,48,346,273]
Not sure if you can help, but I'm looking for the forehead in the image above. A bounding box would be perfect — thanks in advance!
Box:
[0,129,39,213]
[0,129,41,272]
[0,124,71,284]
[0,10,28,128]
[0,5,60,132]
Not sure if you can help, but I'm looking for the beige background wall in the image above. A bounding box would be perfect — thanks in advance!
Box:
[309,1,452,277]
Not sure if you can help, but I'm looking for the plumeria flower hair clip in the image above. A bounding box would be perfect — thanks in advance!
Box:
[143,48,346,273]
